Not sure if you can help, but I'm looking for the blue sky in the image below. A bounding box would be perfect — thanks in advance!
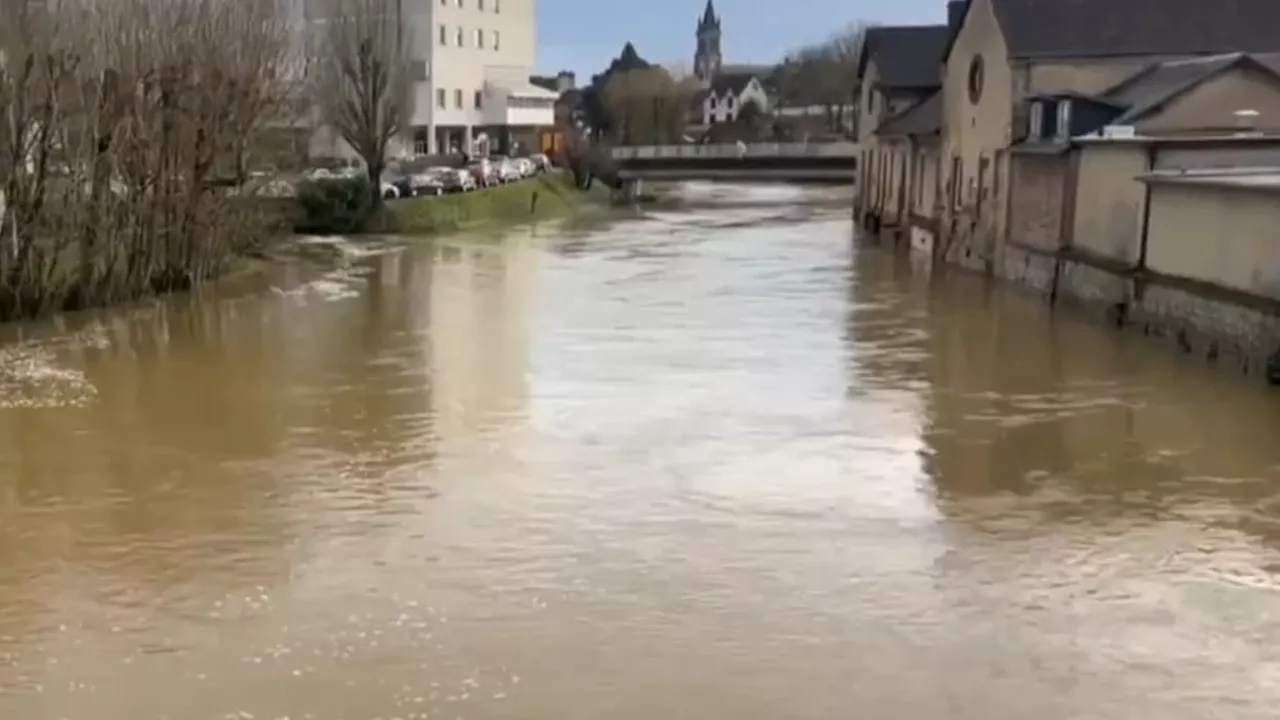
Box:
[536,0,944,79]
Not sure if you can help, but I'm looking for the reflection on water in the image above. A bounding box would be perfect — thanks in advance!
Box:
[1,185,1280,719]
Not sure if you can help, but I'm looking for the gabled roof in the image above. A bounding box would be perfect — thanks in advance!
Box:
[708,72,757,98]
[721,63,771,77]
[876,92,943,137]
[1102,52,1280,124]
[859,25,950,91]
[591,42,653,88]
[948,0,1280,62]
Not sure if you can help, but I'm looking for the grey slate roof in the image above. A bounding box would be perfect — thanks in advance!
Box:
[709,72,756,97]
[1102,52,1280,124]
[875,92,943,137]
[721,63,772,76]
[862,25,950,90]
[987,0,1280,59]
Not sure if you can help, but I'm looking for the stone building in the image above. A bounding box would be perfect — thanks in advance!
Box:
[938,0,1280,271]
[852,20,951,243]
[853,0,1280,382]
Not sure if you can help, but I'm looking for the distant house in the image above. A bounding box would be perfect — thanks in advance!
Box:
[695,73,769,125]
[690,1,773,125]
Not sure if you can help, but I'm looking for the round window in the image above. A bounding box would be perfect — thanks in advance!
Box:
[967,55,985,104]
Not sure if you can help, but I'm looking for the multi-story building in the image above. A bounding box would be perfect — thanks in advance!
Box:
[301,0,556,159]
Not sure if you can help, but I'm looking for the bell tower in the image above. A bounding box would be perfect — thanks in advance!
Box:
[694,0,722,84]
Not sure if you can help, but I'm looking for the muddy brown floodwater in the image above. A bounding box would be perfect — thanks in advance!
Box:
[2,183,1280,719]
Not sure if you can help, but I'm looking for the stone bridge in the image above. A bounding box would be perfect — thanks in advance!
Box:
[608,142,859,184]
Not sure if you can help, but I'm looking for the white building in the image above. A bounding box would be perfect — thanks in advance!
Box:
[696,74,769,125]
[301,0,556,159]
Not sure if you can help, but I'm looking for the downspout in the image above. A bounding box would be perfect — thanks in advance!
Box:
[1134,143,1157,302]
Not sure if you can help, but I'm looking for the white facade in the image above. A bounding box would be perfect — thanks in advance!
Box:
[700,77,769,125]
[303,0,553,159]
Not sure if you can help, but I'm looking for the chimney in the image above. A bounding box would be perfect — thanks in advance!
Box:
[556,71,576,92]
[947,0,967,37]
[1234,108,1260,134]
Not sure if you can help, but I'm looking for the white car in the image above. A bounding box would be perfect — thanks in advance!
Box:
[496,160,522,183]
[513,157,537,177]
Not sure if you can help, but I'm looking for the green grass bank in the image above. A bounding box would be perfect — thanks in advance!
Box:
[387,172,599,235]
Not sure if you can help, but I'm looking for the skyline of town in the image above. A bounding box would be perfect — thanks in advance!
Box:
[534,0,943,77]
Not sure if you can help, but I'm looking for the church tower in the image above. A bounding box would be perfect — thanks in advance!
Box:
[694,0,722,83]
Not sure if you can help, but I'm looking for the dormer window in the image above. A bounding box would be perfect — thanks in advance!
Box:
[1029,101,1044,140]
[1056,99,1073,140]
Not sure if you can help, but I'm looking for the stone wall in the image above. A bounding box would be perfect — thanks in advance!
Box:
[997,244,1057,296]
[1129,282,1280,381]
[1007,153,1068,253]
[1000,250,1280,383]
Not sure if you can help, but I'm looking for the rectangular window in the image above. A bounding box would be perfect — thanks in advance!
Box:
[993,150,1002,199]
[474,90,483,109]
[915,153,926,210]
[950,155,962,210]
[478,0,484,8]
[977,156,990,219]
[1029,102,1044,140]
[456,26,464,46]
[476,28,484,48]
[494,0,500,11]
[454,89,463,108]
[439,24,447,45]
[437,88,446,108]
[492,30,500,50]
[1056,99,1072,140]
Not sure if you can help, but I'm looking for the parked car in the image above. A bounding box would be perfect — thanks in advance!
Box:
[529,153,552,172]
[442,168,477,193]
[384,173,414,199]
[468,159,498,188]
[512,157,537,178]
[410,168,449,196]
[496,160,523,183]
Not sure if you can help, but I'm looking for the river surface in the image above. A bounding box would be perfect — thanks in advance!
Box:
[2,184,1280,719]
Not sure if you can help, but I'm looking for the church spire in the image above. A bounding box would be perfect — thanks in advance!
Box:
[693,0,722,83]
[698,0,719,31]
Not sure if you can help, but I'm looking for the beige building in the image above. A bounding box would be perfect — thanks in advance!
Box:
[854,21,950,233]
[300,0,554,159]
[937,0,1280,271]
[999,52,1280,287]
[873,94,944,256]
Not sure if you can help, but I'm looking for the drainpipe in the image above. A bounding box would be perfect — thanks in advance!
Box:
[1132,142,1157,304]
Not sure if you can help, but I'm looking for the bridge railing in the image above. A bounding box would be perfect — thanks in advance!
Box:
[609,142,860,161]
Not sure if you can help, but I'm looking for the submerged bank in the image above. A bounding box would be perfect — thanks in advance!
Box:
[867,223,1280,386]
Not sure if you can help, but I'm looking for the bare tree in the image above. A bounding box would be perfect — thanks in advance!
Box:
[309,0,413,208]
[0,0,298,320]
[601,67,690,145]
[771,21,870,134]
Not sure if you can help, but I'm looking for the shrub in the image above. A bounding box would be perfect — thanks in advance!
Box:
[294,177,375,235]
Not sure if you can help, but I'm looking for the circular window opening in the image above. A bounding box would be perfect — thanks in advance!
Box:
[968,55,985,104]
